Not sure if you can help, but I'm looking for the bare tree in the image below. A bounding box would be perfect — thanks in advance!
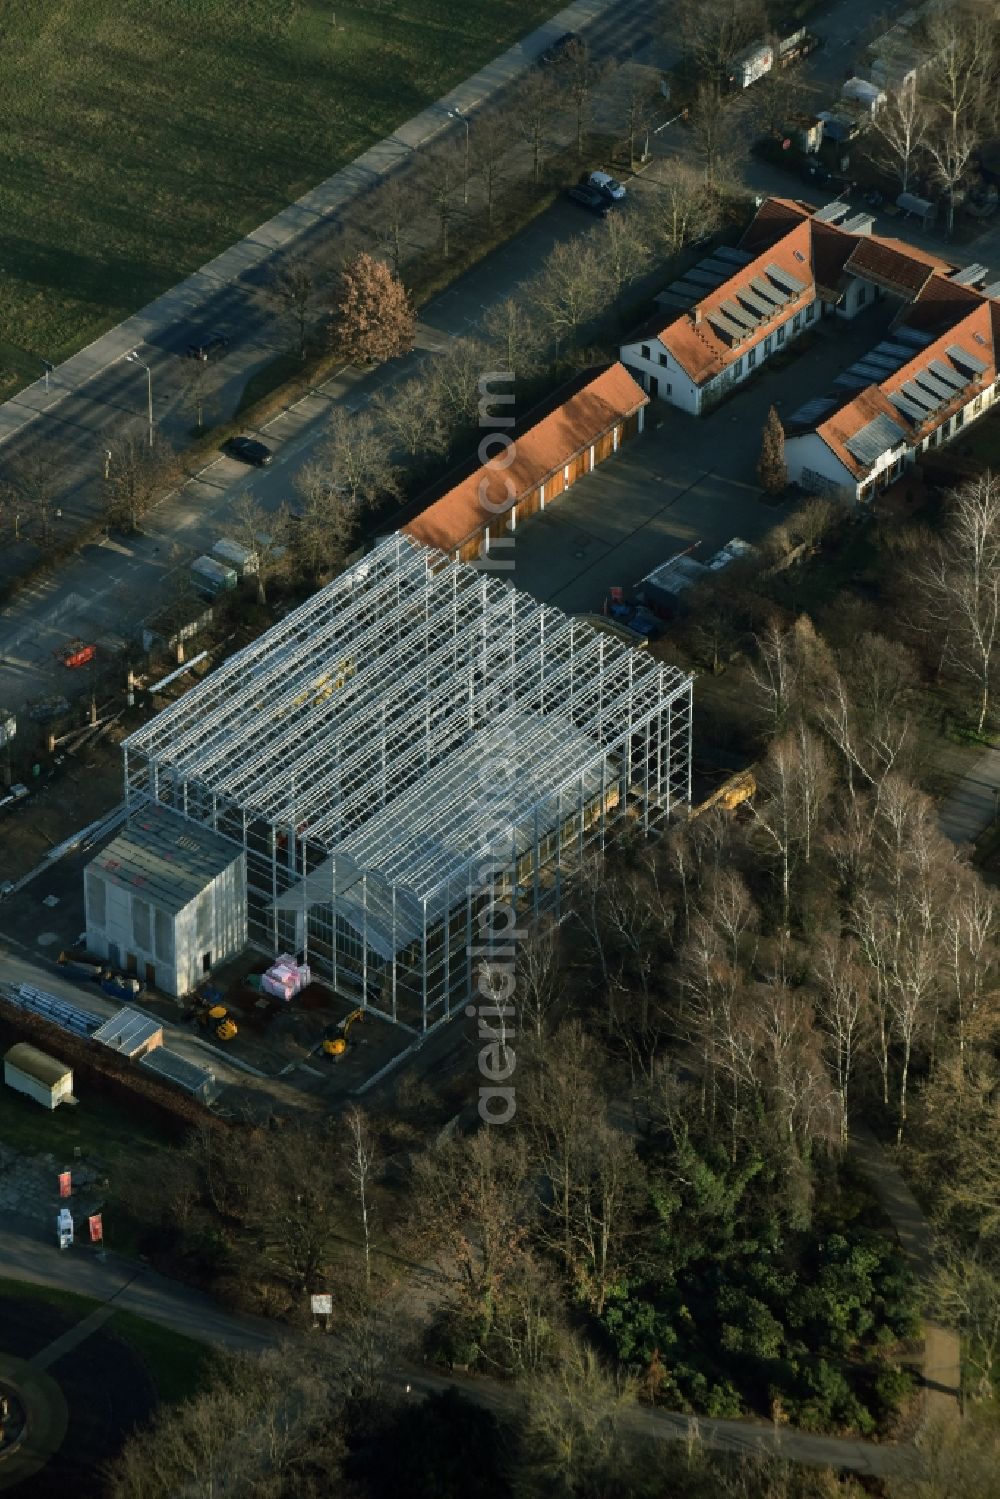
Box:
[515,921,564,1045]
[911,475,1000,733]
[677,0,766,82]
[371,377,449,462]
[753,724,833,930]
[687,80,743,187]
[517,1337,635,1498]
[367,173,420,276]
[595,209,651,319]
[923,113,979,234]
[330,251,415,366]
[561,37,598,161]
[226,491,290,605]
[513,68,550,185]
[319,405,400,510]
[481,296,543,379]
[265,257,319,359]
[602,60,661,169]
[471,110,512,223]
[103,432,178,534]
[293,460,362,578]
[0,448,65,549]
[343,1105,376,1288]
[872,86,929,194]
[811,934,870,1143]
[423,141,459,258]
[931,1246,1000,1402]
[179,354,219,433]
[638,156,719,254]
[530,239,606,359]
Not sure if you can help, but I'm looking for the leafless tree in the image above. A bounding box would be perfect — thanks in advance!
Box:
[594,208,651,317]
[530,238,606,359]
[638,156,719,254]
[561,37,598,161]
[471,110,513,223]
[676,0,766,82]
[425,335,492,430]
[293,459,363,578]
[226,491,290,605]
[516,1335,635,1496]
[753,723,834,930]
[371,376,449,462]
[515,921,565,1045]
[102,432,179,534]
[923,114,979,234]
[911,475,1000,733]
[423,141,459,257]
[179,354,220,433]
[687,81,744,187]
[872,86,929,194]
[343,1105,376,1287]
[602,60,661,169]
[513,67,551,185]
[811,934,870,1143]
[367,173,420,276]
[0,448,65,549]
[930,1245,1000,1402]
[319,405,400,509]
[265,256,319,359]
[481,295,543,379]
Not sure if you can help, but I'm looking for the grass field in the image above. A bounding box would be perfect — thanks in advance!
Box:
[0,1276,214,1401]
[0,0,556,388]
[0,1076,169,1165]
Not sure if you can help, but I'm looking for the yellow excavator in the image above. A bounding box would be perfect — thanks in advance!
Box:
[688,769,756,821]
[323,1007,364,1059]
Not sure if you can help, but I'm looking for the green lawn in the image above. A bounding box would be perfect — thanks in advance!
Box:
[0,1276,213,1403]
[0,0,554,391]
[0,1077,170,1167]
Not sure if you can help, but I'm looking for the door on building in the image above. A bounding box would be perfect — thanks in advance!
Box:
[145,962,156,988]
[126,952,138,975]
[202,951,212,974]
[108,943,120,968]
[648,375,659,399]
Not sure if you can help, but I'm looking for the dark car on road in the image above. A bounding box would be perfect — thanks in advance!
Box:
[566,183,611,216]
[187,330,229,361]
[539,31,578,65]
[226,435,273,466]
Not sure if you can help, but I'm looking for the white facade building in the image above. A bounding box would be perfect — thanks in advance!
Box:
[85,806,246,997]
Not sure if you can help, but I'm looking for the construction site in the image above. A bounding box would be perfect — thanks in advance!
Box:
[105,533,693,1037]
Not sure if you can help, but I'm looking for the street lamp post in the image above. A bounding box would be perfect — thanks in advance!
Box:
[41,359,54,392]
[124,349,153,447]
[447,107,470,205]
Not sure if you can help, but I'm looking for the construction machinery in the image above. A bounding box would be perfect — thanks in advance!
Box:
[323,1007,364,1059]
[688,769,756,821]
[193,993,238,1042]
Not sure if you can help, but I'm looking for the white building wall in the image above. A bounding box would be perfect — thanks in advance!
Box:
[620,338,701,413]
[836,275,877,320]
[623,295,820,416]
[784,432,859,498]
[85,851,247,998]
[3,1062,71,1111]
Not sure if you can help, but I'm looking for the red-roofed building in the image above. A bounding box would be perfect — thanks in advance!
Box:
[402,363,648,563]
[620,197,960,416]
[785,298,1000,499]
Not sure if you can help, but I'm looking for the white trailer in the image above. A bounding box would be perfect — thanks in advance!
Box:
[212,538,259,576]
[4,1043,74,1110]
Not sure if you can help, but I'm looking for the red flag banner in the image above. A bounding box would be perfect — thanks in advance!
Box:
[58,1171,72,1199]
[88,1214,103,1244]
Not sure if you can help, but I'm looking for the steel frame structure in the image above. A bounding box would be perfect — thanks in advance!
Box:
[123,534,693,1033]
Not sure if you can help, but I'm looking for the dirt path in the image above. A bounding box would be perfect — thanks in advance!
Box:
[848,1124,962,1428]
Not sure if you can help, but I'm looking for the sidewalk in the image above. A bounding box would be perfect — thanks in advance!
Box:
[0,0,623,449]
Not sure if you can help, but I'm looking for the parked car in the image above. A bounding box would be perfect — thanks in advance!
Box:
[187,330,229,361]
[566,184,611,216]
[587,170,627,202]
[539,31,578,65]
[225,435,273,467]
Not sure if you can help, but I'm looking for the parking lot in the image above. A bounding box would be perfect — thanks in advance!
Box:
[508,301,898,613]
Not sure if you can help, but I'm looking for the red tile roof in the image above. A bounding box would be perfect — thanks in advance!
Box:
[738,197,812,255]
[658,218,817,383]
[842,234,954,296]
[404,363,647,554]
[812,300,999,478]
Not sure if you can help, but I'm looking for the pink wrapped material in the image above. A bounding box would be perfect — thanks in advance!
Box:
[261,954,312,1001]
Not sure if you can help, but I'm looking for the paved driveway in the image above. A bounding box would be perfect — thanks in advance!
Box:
[507,301,898,613]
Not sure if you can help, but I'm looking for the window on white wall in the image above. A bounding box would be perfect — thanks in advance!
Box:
[748,347,757,368]
[641,344,650,360]
[734,358,744,377]
[805,302,816,322]
[777,324,786,345]
[856,283,868,306]
[658,353,668,367]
